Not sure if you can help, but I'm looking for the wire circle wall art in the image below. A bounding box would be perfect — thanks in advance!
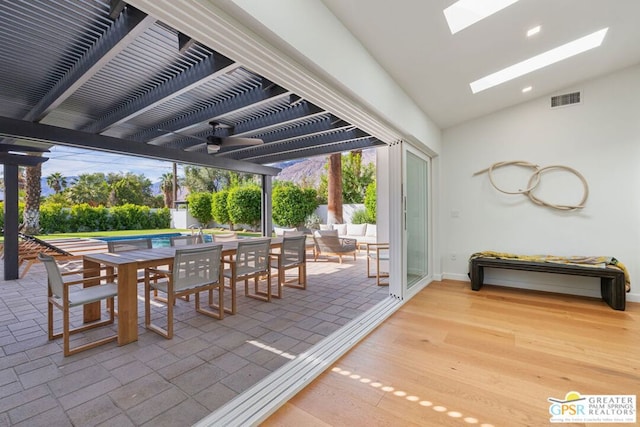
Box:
[473,160,589,211]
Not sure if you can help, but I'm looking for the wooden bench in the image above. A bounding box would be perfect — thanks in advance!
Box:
[469,257,626,310]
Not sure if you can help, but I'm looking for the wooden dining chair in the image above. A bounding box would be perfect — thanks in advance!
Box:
[107,238,152,253]
[144,245,224,339]
[222,238,272,314]
[170,235,202,246]
[212,232,238,242]
[39,253,118,356]
[105,237,153,308]
[270,235,307,298]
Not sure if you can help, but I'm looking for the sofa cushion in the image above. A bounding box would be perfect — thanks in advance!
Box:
[319,224,333,230]
[314,229,338,237]
[365,224,377,237]
[333,224,347,236]
[346,223,367,237]
[274,227,297,237]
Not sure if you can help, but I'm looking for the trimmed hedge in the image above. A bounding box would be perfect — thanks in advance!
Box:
[227,185,262,229]
[272,182,318,227]
[187,192,213,226]
[211,189,230,227]
[31,203,170,233]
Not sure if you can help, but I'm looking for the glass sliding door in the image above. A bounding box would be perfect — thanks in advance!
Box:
[404,146,430,290]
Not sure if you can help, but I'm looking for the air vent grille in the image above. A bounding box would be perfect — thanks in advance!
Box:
[551,91,581,108]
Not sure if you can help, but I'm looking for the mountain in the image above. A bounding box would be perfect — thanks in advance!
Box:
[272,149,376,187]
[27,150,376,200]
[273,157,327,187]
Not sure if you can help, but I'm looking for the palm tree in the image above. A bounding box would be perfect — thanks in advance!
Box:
[327,153,343,223]
[160,172,179,208]
[46,172,67,194]
[66,173,110,206]
[23,163,42,234]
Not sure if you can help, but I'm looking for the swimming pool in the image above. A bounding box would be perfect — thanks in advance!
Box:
[96,233,212,248]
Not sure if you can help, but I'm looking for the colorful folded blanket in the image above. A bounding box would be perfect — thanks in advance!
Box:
[470,251,630,292]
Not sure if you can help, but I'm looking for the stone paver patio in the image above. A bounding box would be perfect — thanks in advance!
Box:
[0,249,388,426]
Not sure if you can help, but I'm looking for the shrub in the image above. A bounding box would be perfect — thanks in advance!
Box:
[40,203,71,233]
[187,192,213,226]
[70,204,109,232]
[149,208,171,229]
[351,208,373,224]
[272,182,319,227]
[227,185,262,229]
[304,212,322,230]
[4,202,170,234]
[364,181,377,223]
[211,190,231,227]
[109,204,152,230]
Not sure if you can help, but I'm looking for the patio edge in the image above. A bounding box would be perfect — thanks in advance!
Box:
[193,295,404,427]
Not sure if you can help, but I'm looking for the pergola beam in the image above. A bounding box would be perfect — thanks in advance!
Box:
[0,143,49,153]
[178,32,196,53]
[135,85,290,144]
[82,53,238,134]
[222,127,368,160]
[109,0,127,19]
[254,116,350,144]
[0,117,280,176]
[0,153,48,167]
[247,137,384,164]
[231,100,325,136]
[24,7,156,122]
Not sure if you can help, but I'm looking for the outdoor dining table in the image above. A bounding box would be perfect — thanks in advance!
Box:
[82,237,282,346]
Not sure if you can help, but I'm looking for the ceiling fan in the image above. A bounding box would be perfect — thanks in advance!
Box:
[159,122,264,154]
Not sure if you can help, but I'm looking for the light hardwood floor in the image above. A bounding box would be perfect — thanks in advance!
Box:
[263,280,640,426]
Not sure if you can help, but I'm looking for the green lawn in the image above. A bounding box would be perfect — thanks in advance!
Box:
[38,229,188,240]
[1,228,262,242]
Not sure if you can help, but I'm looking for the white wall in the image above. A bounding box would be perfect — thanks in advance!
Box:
[170,208,198,229]
[314,204,364,225]
[223,0,441,154]
[441,64,640,302]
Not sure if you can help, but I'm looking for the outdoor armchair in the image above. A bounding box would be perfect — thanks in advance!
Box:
[270,235,307,298]
[312,230,357,263]
[222,238,272,314]
[39,253,118,356]
[144,245,224,339]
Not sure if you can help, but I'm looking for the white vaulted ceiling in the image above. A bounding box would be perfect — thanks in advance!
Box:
[321,0,640,128]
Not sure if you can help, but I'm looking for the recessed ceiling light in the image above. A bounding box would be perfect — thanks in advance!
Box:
[527,26,541,37]
[444,0,521,34]
[470,28,608,94]
[522,86,532,93]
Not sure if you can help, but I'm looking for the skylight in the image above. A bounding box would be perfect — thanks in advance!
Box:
[444,0,520,34]
[527,26,541,37]
[470,28,609,94]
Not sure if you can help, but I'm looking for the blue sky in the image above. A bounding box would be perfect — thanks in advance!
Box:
[41,145,180,182]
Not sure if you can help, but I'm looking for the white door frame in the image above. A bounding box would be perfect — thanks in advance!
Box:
[388,141,433,299]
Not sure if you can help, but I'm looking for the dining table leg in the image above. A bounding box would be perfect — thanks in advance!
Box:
[116,263,138,345]
[82,258,102,323]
